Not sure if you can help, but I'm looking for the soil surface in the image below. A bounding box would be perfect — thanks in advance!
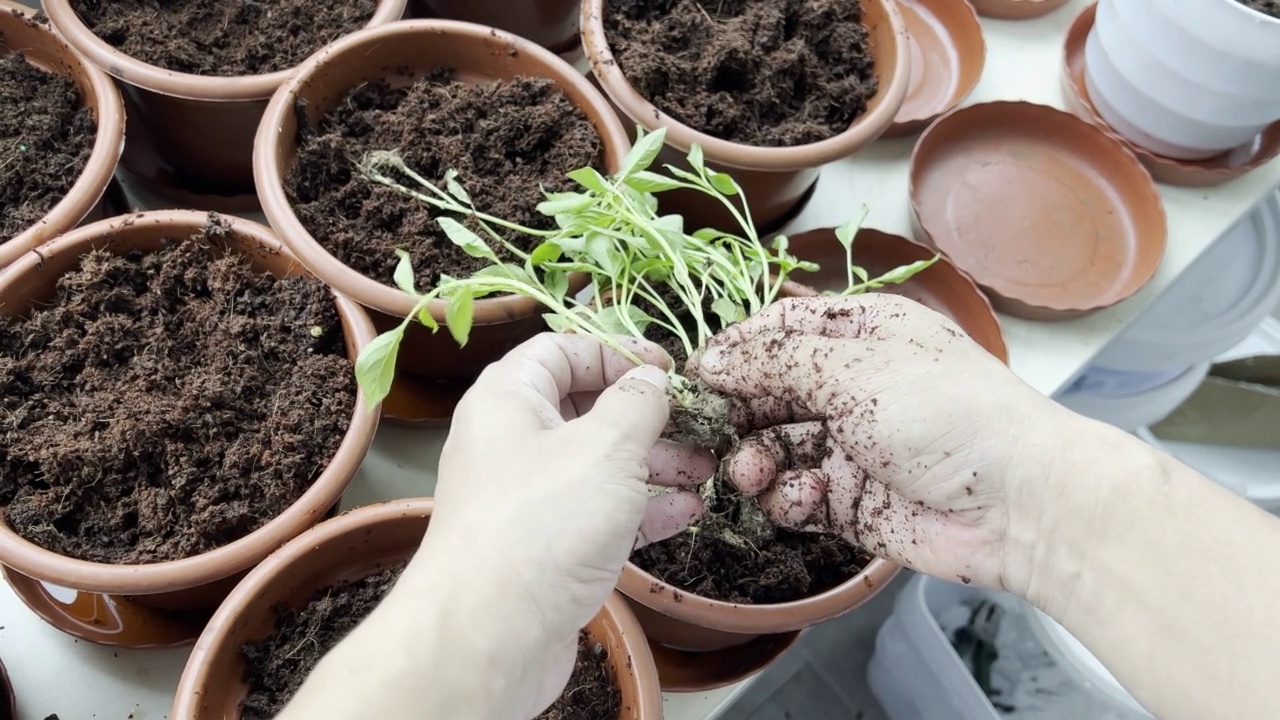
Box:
[605,0,878,147]
[69,0,377,76]
[1238,0,1280,19]
[241,564,404,720]
[0,49,95,240]
[535,633,621,720]
[287,71,603,290]
[0,221,355,564]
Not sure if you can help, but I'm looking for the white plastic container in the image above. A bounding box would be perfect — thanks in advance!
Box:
[1056,362,1211,431]
[1024,610,1153,719]
[1085,0,1280,160]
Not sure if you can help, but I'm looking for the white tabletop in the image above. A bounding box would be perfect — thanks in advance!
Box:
[4,1,1280,718]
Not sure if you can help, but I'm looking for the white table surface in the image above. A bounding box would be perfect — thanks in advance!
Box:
[4,1,1280,718]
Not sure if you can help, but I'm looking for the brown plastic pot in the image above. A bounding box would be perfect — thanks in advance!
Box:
[581,0,910,234]
[171,499,664,719]
[255,20,631,394]
[0,3,124,269]
[0,211,380,648]
[411,0,581,52]
[42,0,406,212]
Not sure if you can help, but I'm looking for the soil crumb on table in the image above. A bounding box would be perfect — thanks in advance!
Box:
[0,52,94,240]
[1238,0,1280,19]
[0,224,355,564]
[536,632,622,720]
[605,0,878,146]
[69,0,378,76]
[287,70,602,291]
[241,565,405,720]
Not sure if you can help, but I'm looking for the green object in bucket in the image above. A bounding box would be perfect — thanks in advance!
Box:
[1150,355,1280,450]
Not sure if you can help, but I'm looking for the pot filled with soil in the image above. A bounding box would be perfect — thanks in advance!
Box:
[0,5,124,269]
[1084,0,1280,160]
[41,0,406,213]
[254,20,631,412]
[0,210,379,648]
[170,498,663,720]
[410,0,582,52]
[581,0,910,233]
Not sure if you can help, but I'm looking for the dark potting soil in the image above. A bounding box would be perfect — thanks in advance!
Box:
[0,221,355,564]
[287,71,603,291]
[604,0,878,147]
[240,561,619,720]
[68,0,377,76]
[241,564,405,720]
[0,50,95,240]
[1238,0,1280,19]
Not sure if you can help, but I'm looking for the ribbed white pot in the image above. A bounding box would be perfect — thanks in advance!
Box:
[1085,0,1280,160]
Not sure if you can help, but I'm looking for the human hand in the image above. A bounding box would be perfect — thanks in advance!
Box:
[693,294,1087,596]
[411,333,713,719]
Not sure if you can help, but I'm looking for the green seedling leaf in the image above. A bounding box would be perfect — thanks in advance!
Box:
[711,296,745,326]
[707,170,739,196]
[354,328,404,408]
[625,171,684,193]
[621,126,667,177]
[688,144,706,174]
[437,218,494,260]
[665,165,705,186]
[585,233,622,276]
[444,169,472,205]
[568,167,610,194]
[869,257,939,286]
[836,206,870,249]
[445,291,475,347]
[771,235,789,253]
[594,303,658,335]
[852,265,870,283]
[692,227,723,242]
[545,269,570,302]
[537,192,595,216]
[393,249,416,295]
[544,313,576,334]
[530,241,563,266]
[417,305,439,331]
[652,214,684,238]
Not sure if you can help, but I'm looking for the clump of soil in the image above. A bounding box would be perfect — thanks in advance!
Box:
[69,0,377,76]
[536,633,621,720]
[604,0,878,147]
[287,70,603,290]
[0,219,355,564]
[0,49,95,240]
[241,564,406,720]
[241,561,619,720]
[1238,0,1280,19]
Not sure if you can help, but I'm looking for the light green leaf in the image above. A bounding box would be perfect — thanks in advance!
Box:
[771,235,789,253]
[537,192,595,216]
[545,269,569,302]
[852,265,870,283]
[665,165,704,186]
[393,249,416,295]
[796,260,821,273]
[652,214,684,238]
[593,304,632,335]
[707,170,739,196]
[568,167,611,194]
[621,126,667,177]
[417,305,440,330]
[836,206,870,249]
[544,313,576,334]
[711,296,745,326]
[444,169,472,205]
[437,218,494,259]
[692,228,722,242]
[585,233,622,276]
[530,242,563,266]
[473,263,535,286]
[445,292,475,347]
[354,328,404,408]
[871,257,939,286]
[624,171,684,193]
[688,144,706,174]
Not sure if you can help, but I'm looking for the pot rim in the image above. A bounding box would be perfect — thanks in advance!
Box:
[580,0,911,171]
[0,5,125,269]
[253,19,630,321]
[171,499,664,720]
[41,0,409,102]
[0,210,380,595]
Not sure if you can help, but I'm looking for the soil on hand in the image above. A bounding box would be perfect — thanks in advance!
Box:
[0,222,355,564]
[69,0,377,76]
[287,70,603,290]
[1238,0,1280,19]
[535,632,621,720]
[605,0,878,147]
[0,50,95,240]
[240,564,405,720]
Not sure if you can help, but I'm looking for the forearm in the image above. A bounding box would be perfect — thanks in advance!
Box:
[1024,417,1280,719]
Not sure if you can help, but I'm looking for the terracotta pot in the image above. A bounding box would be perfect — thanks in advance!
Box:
[0,211,379,648]
[411,0,581,52]
[171,499,664,719]
[255,20,631,388]
[0,4,124,269]
[581,0,910,233]
[42,0,406,212]
[781,227,1009,363]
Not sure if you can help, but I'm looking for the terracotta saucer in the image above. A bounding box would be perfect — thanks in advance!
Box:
[968,0,1071,20]
[648,630,801,693]
[380,371,471,426]
[0,657,13,720]
[2,565,207,648]
[909,101,1167,321]
[1061,4,1280,188]
[885,0,986,137]
[785,228,1008,363]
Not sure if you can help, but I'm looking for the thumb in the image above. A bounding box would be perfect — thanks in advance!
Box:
[578,364,672,445]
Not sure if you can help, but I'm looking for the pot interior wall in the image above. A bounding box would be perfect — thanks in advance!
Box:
[0,10,104,120]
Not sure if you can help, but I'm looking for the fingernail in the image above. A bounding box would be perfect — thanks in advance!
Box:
[626,364,670,392]
[700,346,726,375]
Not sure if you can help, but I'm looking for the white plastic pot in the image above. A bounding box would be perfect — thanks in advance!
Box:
[1093,189,1280,372]
[1056,362,1212,431]
[1024,609,1153,719]
[1085,0,1280,160]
